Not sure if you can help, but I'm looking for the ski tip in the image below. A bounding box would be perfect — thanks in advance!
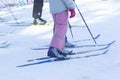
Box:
[109,40,116,46]
[103,49,109,54]
[112,40,116,44]
[105,40,116,48]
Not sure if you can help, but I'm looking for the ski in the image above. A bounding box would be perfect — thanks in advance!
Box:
[0,41,10,48]
[32,40,115,51]
[27,40,115,62]
[32,34,101,50]
[47,49,109,61]
[0,18,7,22]
[73,34,100,42]
[0,43,10,48]
[28,47,108,62]
[72,40,114,55]
[9,22,53,26]
[0,32,7,36]
[72,40,115,48]
[9,22,85,27]
[17,49,108,67]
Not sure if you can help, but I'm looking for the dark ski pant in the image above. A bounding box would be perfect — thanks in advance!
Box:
[32,0,44,19]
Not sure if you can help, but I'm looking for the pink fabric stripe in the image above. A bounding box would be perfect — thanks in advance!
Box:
[50,10,68,49]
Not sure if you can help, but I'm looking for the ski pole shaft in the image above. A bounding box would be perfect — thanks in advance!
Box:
[68,21,74,39]
[1,0,19,24]
[74,2,97,44]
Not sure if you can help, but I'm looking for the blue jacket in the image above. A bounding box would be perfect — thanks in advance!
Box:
[49,0,75,14]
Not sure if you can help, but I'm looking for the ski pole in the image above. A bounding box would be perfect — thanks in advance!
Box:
[74,2,97,44]
[1,0,19,24]
[68,21,74,39]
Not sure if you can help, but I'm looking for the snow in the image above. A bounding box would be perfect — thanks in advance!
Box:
[0,0,120,80]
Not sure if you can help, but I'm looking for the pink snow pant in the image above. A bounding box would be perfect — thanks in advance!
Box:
[50,10,68,50]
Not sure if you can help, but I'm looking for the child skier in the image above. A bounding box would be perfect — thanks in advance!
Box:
[48,0,76,59]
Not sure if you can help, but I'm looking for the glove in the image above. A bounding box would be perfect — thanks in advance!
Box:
[69,9,76,18]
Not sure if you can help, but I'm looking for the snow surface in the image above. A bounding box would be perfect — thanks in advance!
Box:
[0,0,120,80]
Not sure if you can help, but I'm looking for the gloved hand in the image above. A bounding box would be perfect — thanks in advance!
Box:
[69,9,76,18]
